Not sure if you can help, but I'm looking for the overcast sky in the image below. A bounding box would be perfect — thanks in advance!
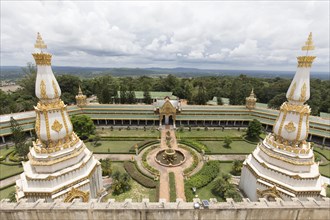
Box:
[1,1,329,72]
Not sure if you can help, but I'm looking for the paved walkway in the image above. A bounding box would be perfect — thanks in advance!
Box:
[0,174,21,188]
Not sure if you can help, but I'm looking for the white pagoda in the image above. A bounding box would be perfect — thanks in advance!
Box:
[16,33,103,202]
[239,33,325,201]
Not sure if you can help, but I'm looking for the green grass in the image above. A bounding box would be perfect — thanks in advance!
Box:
[196,162,234,201]
[86,141,138,153]
[103,180,156,202]
[0,164,23,180]
[0,185,15,200]
[319,164,330,177]
[111,162,126,173]
[177,129,244,138]
[0,147,14,157]
[169,172,176,202]
[314,147,330,161]
[219,162,233,174]
[326,186,330,198]
[200,140,256,154]
[96,129,160,138]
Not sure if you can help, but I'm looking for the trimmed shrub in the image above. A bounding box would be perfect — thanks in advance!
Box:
[179,145,199,175]
[178,139,210,153]
[184,161,219,201]
[169,172,177,202]
[123,161,156,188]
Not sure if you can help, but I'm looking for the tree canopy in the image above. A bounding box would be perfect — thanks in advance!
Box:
[70,115,95,140]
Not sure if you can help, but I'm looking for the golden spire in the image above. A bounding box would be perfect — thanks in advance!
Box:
[78,85,83,95]
[34,32,47,50]
[302,32,314,51]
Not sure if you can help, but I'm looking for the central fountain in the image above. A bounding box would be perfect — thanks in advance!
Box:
[155,131,186,167]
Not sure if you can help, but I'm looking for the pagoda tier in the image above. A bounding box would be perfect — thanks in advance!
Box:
[16,33,103,202]
[239,33,325,201]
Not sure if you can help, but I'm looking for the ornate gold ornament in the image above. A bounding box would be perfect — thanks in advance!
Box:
[284,121,296,133]
[34,32,47,49]
[257,186,282,201]
[60,109,69,135]
[280,102,310,114]
[51,119,63,132]
[32,53,52,66]
[40,80,48,99]
[278,111,288,136]
[159,99,176,116]
[288,82,296,101]
[44,111,51,141]
[52,80,59,98]
[299,83,307,102]
[297,56,316,68]
[302,32,315,51]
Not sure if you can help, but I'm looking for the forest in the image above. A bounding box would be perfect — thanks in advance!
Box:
[0,63,329,116]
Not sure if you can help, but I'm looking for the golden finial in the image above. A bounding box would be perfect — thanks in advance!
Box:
[78,85,83,95]
[34,32,47,50]
[302,32,314,51]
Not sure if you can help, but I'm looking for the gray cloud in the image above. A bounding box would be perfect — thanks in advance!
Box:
[0,1,329,72]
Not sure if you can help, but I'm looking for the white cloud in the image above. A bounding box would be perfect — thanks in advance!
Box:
[0,1,329,71]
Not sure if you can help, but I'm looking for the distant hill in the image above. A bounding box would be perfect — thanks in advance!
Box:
[1,66,329,80]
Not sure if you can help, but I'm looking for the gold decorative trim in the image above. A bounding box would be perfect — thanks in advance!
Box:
[32,53,52,66]
[64,187,89,203]
[252,153,318,179]
[24,163,99,197]
[259,142,313,165]
[61,109,69,135]
[36,100,65,111]
[245,163,321,196]
[30,142,85,166]
[296,113,304,141]
[299,83,307,102]
[44,110,51,141]
[284,121,296,133]
[280,102,310,114]
[40,80,48,99]
[257,186,282,201]
[278,111,287,136]
[297,56,316,68]
[52,80,59,98]
[51,119,63,133]
[34,32,47,49]
[35,112,41,138]
[288,82,296,101]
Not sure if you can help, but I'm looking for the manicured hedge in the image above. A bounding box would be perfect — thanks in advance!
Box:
[314,148,330,161]
[184,161,219,201]
[169,172,177,202]
[178,140,210,153]
[179,145,199,176]
[141,145,160,175]
[0,149,15,161]
[123,161,157,188]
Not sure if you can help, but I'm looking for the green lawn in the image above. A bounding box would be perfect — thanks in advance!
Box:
[201,140,256,154]
[314,147,330,161]
[86,141,138,153]
[319,164,330,177]
[219,162,233,174]
[0,164,23,180]
[103,180,156,202]
[96,129,160,138]
[111,162,126,173]
[177,129,245,138]
[0,147,14,157]
[0,185,15,200]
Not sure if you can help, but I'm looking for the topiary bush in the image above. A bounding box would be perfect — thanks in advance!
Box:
[123,161,157,188]
[184,161,219,201]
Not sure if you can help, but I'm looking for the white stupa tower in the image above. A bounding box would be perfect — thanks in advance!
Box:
[16,33,103,202]
[239,33,325,201]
